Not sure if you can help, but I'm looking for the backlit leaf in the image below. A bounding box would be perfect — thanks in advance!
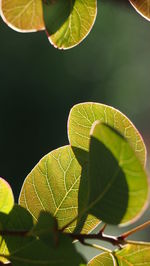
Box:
[88,122,148,225]
[115,242,150,265]
[43,0,97,49]
[68,102,146,166]
[0,0,44,32]
[129,0,150,21]
[88,252,116,266]
[19,145,100,233]
[0,177,14,214]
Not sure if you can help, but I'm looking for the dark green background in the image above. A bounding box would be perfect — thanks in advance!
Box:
[1,1,150,258]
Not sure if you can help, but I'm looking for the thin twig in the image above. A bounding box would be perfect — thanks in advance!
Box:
[67,232,126,247]
[118,221,150,240]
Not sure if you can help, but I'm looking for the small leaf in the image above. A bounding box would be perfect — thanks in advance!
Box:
[129,0,150,21]
[43,0,97,49]
[88,252,116,266]
[0,0,44,32]
[68,102,146,166]
[88,122,148,225]
[19,145,100,233]
[0,177,14,214]
[115,242,150,265]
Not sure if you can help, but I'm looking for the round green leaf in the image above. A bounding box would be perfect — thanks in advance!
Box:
[129,0,150,21]
[88,122,148,225]
[0,0,44,32]
[19,145,99,233]
[115,242,150,265]
[88,252,116,266]
[0,177,14,214]
[43,0,97,49]
[68,102,146,166]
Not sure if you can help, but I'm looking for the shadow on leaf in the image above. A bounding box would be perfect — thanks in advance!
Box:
[43,0,75,35]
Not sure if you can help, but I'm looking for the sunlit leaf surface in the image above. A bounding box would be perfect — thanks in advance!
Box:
[0,177,14,214]
[129,0,150,21]
[88,252,116,266]
[68,102,146,166]
[19,145,100,233]
[115,242,150,265]
[1,0,44,32]
[43,0,97,49]
[88,122,148,225]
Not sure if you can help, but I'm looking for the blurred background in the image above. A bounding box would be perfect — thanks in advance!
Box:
[1,0,150,261]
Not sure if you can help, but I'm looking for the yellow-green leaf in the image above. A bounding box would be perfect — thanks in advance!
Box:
[88,252,116,266]
[68,102,146,166]
[115,242,150,265]
[43,0,97,49]
[129,0,150,21]
[19,145,99,233]
[1,0,44,32]
[0,177,14,214]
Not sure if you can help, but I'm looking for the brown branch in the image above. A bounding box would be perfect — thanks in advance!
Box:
[67,231,126,247]
[0,230,28,237]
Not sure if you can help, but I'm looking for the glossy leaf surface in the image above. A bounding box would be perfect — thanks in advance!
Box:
[1,0,44,32]
[19,145,99,233]
[88,252,116,266]
[88,122,148,225]
[0,177,14,214]
[68,102,146,166]
[115,242,150,265]
[129,0,150,21]
[43,0,97,49]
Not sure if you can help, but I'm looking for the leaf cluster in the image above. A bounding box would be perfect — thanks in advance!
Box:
[0,102,150,265]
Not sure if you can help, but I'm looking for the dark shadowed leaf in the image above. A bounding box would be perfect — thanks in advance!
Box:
[1,208,86,266]
[88,122,148,225]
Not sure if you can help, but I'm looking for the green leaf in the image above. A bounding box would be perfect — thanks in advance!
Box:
[1,209,86,266]
[88,252,116,266]
[88,122,148,225]
[0,205,33,263]
[31,211,58,245]
[0,177,14,214]
[19,145,100,233]
[1,0,44,32]
[129,0,150,21]
[9,236,86,266]
[115,242,150,265]
[68,102,146,166]
[43,0,97,49]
